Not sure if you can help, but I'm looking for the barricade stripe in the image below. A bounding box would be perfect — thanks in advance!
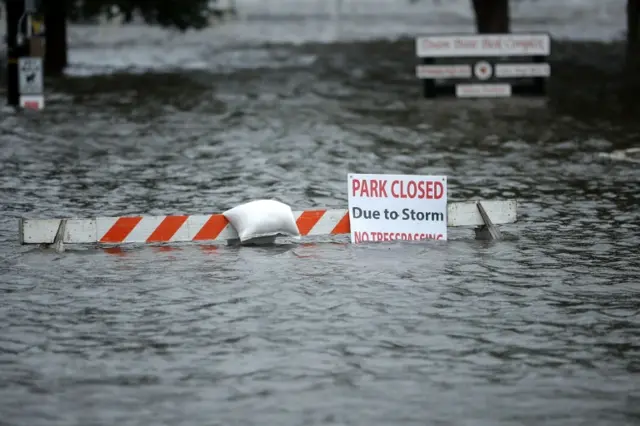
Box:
[100,217,143,243]
[171,215,210,242]
[305,210,343,235]
[193,214,229,241]
[125,216,166,243]
[296,210,326,235]
[331,211,350,234]
[146,215,188,243]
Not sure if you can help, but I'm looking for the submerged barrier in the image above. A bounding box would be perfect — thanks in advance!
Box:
[19,200,516,245]
[18,173,518,252]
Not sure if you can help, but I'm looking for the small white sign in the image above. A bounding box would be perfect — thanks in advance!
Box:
[456,83,512,98]
[416,34,550,58]
[416,64,472,79]
[19,95,45,110]
[347,173,448,243]
[495,63,550,78]
[18,57,43,95]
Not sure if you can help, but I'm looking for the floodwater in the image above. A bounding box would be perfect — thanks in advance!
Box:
[1,1,640,425]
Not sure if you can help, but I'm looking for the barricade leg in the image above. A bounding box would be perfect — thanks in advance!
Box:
[474,201,503,240]
[52,219,66,253]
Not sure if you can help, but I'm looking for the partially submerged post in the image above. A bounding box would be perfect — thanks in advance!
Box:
[5,0,44,109]
[5,0,25,106]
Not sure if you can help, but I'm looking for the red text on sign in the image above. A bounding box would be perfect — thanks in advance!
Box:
[421,37,546,53]
[391,180,444,200]
[353,231,443,243]
[351,179,444,199]
[351,178,388,198]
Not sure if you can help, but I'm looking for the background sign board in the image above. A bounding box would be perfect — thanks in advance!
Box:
[347,173,448,243]
[415,33,551,99]
[18,57,44,96]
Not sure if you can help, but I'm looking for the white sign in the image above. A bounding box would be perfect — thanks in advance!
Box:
[495,63,551,78]
[18,57,43,95]
[347,173,448,244]
[416,64,472,79]
[456,83,511,98]
[19,95,45,110]
[416,34,550,58]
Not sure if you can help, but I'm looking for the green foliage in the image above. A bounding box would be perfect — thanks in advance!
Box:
[67,0,216,31]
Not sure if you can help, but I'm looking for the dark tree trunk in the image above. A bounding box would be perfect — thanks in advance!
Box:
[44,0,68,76]
[472,0,510,33]
[628,0,640,69]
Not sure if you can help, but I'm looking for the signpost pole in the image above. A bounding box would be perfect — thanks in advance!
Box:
[6,0,44,110]
[5,0,27,107]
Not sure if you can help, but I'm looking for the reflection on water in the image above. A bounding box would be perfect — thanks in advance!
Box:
[1,9,640,426]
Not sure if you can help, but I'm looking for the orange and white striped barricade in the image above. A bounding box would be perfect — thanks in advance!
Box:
[18,200,517,252]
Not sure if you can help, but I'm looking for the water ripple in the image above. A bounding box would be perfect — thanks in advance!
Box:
[1,21,640,426]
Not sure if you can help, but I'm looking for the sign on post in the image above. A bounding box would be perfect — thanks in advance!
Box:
[347,173,448,243]
[18,56,45,110]
[415,33,551,99]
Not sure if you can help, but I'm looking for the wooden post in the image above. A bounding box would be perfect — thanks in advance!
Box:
[471,0,510,34]
[5,0,27,107]
[6,0,46,109]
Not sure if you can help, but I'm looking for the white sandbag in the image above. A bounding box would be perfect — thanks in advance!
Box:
[222,199,301,243]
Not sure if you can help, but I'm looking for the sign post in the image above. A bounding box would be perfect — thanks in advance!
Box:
[415,33,551,99]
[18,56,44,109]
[5,0,45,109]
[347,173,448,244]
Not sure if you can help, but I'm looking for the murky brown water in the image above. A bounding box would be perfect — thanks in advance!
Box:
[1,6,640,425]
